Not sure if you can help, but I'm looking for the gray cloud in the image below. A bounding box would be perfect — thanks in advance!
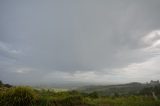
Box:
[1,0,160,85]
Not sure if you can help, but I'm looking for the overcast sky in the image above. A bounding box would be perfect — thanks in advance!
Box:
[1,0,160,86]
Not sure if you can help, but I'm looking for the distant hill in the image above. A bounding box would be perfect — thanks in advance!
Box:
[78,81,160,96]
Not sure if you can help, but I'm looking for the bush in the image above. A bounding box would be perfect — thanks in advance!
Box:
[88,92,99,98]
[0,86,37,106]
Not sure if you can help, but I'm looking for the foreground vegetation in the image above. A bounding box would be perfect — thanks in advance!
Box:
[0,81,160,106]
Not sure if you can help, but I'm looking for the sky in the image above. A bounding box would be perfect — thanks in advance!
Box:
[1,0,160,86]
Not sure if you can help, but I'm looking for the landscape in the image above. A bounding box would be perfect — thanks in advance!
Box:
[1,0,160,106]
[1,80,160,106]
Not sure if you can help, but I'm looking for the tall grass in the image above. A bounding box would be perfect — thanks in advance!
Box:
[0,86,37,106]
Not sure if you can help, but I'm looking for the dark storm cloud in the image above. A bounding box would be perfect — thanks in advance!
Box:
[1,0,160,85]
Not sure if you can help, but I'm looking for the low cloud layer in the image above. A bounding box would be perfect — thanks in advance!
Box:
[1,0,160,86]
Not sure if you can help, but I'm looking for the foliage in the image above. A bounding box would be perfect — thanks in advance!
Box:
[88,91,99,98]
[1,80,160,106]
[0,86,37,106]
[0,80,12,88]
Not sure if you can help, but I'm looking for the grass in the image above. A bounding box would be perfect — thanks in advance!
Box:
[0,86,37,106]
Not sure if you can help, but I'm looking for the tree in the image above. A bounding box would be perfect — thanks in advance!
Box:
[0,80,3,87]
[88,91,99,98]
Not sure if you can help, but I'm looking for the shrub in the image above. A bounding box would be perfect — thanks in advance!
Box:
[88,91,99,98]
[60,95,83,106]
[1,86,37,106]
